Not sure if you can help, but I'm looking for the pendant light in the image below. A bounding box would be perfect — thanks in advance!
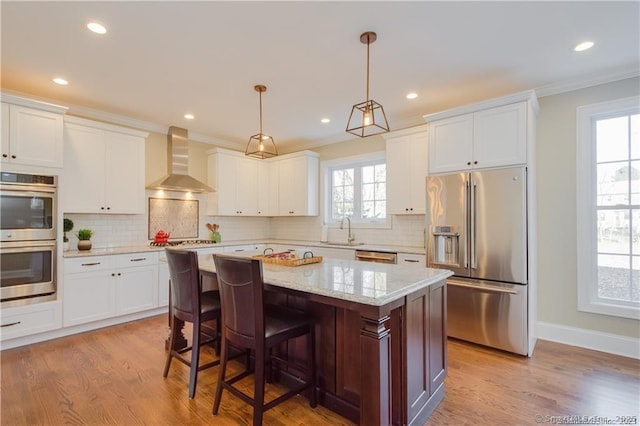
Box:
[245,84,278,159]
[346,31,390,137]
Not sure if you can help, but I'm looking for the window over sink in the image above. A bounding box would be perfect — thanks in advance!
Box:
[322,152,390,228]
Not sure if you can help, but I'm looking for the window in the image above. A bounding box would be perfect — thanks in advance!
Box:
[323,152,389,227]
[577,96,640,319]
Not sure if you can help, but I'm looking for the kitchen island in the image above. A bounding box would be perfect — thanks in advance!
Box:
[198,255,452,425]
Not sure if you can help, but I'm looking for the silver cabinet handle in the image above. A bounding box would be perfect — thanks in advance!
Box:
[130,258,147,262]
[1,321,21,327]
[403,259,420,263]
[81,262,101,266]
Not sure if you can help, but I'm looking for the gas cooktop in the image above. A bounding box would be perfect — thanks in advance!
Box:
[150,240,218,247]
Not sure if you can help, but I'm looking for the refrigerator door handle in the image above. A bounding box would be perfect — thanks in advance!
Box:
[448,279,519,295]
[470,180,477,269]
[463,180,469,268]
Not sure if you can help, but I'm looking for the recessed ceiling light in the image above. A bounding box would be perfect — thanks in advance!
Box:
[321,118,330,124]
[52,78,69,86]
[87,22,107,34]
[184,114,194,120]
[574,41,594,52]
[406,93,418,100]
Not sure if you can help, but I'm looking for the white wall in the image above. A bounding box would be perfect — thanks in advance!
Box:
[536,77,640,341]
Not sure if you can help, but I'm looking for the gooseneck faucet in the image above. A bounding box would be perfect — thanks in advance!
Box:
[340,216,356,245]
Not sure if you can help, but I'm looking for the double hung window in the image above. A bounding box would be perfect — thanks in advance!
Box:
[577,96,639,319]
[324,153,388,226]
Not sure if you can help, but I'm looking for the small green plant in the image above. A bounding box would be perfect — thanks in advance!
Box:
[76,229,93,241]
[63,218,74,243]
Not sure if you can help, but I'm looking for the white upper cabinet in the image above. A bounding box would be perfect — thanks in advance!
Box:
[207,148,259,216]
[62,117,148,214]
[207,149,318,217]
[384,126,428,215]
[425,91,536,174]
[257,161,272,216]
[1,95,67,169]
[277,151,319,216]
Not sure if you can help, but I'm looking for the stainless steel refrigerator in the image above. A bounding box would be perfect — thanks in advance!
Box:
[426,166,528,355]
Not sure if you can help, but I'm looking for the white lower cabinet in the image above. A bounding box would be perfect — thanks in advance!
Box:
[0,301,62,341]
[398,253,426,267]
[223,244,265,254]
[63,253,158,327]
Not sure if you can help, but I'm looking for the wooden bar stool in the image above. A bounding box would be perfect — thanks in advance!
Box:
[163,249,221,398]
[212,254,317,425]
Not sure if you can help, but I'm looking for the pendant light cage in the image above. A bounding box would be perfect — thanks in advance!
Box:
[245,84,278,159]
[346,31,390,138]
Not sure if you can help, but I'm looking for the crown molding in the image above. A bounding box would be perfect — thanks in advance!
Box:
[535,66,640,98]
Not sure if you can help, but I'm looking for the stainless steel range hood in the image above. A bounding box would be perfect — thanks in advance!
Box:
[147,126,213,193]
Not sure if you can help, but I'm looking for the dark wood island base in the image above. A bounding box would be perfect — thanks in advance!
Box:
[265,278,447,425]
[197,256,451,426]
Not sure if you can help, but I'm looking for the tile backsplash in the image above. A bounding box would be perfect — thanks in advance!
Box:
[65,191,425,249]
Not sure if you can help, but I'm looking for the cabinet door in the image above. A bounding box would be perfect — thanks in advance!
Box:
[428,114,473,174]
[63,272,114,326]
[278,155,318,216]
[473,102,527,169]
[386,132,427,214]
[115,266,158,314]
[213,153,239,215]
[1,102,9,162]
[105,131,145,213]
[257,161,270,216]
[428,279,447,395]
[236,157,258,215]
[63,124,106,213]
[7,105,63,168]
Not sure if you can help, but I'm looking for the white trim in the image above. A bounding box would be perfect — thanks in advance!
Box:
[536,66,640,98]
[64,115,149,138]
[423,90,538,122]
[576,96,640,320]
[1,92,68,114]
[537,321,640,360]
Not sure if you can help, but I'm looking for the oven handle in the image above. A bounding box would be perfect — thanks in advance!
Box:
[0,187,56,196]
[0,242,56,253]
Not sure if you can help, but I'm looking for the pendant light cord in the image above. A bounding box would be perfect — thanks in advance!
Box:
[366,33,370,104]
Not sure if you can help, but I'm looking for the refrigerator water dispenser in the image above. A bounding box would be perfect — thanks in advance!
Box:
[431,226,460,266]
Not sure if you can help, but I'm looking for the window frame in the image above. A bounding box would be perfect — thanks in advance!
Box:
[576,96,640,320]
[322,151,391,229]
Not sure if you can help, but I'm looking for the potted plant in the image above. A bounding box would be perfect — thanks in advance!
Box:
[76,228,93,251]
[63,218,74,251]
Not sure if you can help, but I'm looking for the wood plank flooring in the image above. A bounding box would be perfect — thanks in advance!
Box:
[1,315,638,425]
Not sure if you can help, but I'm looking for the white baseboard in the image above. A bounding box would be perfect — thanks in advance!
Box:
[537,321,639,360]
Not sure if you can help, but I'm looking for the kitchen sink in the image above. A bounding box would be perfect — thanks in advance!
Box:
[322,242,365,246]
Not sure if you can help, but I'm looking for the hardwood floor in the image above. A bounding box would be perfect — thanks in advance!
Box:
[1,315,638,425]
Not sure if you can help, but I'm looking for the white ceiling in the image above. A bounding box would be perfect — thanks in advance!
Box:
[2,1,639,152]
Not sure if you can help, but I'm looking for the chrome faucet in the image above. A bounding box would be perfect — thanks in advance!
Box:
[340,216,356,245]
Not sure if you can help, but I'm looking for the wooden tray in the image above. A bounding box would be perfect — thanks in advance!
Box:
[253,255,323,267]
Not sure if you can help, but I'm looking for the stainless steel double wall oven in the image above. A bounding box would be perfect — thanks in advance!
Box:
[0,172,57,307]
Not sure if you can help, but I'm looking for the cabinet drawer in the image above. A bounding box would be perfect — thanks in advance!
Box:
[0,301,62,340]
[398,253,426,267]
[64,256,113,274]
[113,252,157,269]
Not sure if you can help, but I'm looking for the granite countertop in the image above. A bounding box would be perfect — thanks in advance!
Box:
[199,254,450,307]
[63,239,426,258]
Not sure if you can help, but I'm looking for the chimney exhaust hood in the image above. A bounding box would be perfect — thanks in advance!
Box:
[147,126,214,193]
